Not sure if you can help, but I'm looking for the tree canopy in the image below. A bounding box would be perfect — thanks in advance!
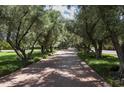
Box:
[1,5,124,75]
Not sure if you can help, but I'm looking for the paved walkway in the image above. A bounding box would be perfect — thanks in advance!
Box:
[0,49,110,87]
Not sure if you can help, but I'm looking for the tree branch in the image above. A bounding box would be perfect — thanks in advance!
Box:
[18,18,36,44]
[16,11,28,44]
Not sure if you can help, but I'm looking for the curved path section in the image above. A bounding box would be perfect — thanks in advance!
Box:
[0,49,110,87]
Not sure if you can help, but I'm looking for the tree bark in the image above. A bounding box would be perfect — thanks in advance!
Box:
[96,40,103,59]
[50,46,53,52]
[41,45,45,54]
[120,44,124,73]
[110,31,124,75]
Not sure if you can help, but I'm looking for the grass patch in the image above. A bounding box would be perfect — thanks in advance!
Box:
[0,50,50,77]
[78,52,122,87]
[0,52,22,77]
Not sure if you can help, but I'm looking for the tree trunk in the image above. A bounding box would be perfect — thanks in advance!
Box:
[95,48,102,59]
[120,44,124,74]
[50,46,53,52]
[110,31,124,75]
[41,45,45,54]
[96,40,103,59]
[19,49,29,63]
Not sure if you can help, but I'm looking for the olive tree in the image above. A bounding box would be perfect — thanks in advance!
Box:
[98,6,124,74]
[0,6,44,62]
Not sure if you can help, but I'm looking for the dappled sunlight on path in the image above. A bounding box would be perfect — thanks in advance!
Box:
[0,49,110,87]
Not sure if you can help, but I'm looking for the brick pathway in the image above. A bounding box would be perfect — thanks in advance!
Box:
[0,49,110,87]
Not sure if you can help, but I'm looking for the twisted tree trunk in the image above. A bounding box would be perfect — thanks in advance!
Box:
[95,40,103,59]
[109,31,124,79]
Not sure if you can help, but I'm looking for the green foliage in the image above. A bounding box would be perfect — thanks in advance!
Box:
[0,52,22,76]
[42,54,48,59]
[0,50,42,77]
[0,52,16,62]
[33,57,41,62]
[1,5,124,83]
[0,40,11,50]
[0,6,45,61]
[38,10,64,49]
[78,52,122,86]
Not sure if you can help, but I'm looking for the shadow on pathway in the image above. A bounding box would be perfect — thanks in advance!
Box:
[0,49,110,87]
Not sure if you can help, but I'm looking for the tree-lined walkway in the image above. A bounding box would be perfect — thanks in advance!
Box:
[0,49,110,87]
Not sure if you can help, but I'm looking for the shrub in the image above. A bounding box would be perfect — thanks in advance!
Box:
[42,55,48,59]
[24,59,34,66]
[48,53,52,56]
[34,57,41,62]
[110,65,119,72]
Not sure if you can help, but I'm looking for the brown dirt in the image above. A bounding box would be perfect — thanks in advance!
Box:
[0,49,110,87]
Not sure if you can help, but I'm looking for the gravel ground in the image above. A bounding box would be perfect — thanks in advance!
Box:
[0,49,110,87]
